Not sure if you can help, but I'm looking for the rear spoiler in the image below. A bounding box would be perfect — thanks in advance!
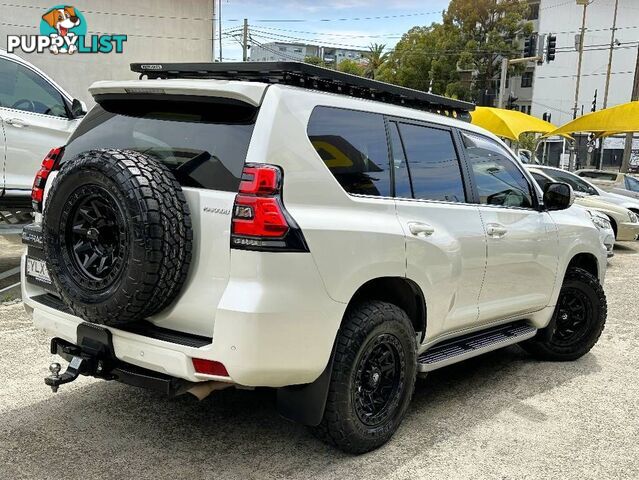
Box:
[88,79,267,107]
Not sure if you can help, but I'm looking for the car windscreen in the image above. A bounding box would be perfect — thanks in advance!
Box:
[63,96,258,192]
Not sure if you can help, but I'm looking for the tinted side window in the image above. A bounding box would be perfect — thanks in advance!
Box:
[397,123,466,202]
[531,172,550,191]
[544,168,597,195]
[308,107,391,197]
[0,58,67,117]
[579,171,617,181]
[625,176,639,192]
[462,132,533,208]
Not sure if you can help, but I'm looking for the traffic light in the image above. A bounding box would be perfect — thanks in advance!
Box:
[523,34,537,58]
[542,112,552,123]
[592,89,598,112]
[546,34,557,63]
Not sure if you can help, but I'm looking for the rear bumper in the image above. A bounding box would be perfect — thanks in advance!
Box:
[23,249,346,388]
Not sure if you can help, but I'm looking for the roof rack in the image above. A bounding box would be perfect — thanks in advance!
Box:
[130,61,474,120]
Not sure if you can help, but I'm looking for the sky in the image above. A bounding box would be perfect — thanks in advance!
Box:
[217,0,451,61]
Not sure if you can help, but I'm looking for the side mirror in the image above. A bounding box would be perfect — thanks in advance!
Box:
[543,182,574,211]
[70,98,87,118]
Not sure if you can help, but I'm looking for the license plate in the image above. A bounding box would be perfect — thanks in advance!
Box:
[26,257,52,284]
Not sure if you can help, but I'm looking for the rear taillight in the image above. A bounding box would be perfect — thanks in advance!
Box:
[32,147,64,212]
[231,163,308,252]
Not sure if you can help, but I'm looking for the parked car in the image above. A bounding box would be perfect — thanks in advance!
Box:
[576,169,639,200]
[533,165,639,214]
[22,62,608,454]
[527,168,615,256]
[0,49,85,209]
[528,166,639,241]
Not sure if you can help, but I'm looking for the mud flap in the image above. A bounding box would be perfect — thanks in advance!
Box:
[276,345,335,426]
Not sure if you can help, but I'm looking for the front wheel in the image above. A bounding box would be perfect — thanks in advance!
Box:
[522,267,607,361]
[310,301,417,454]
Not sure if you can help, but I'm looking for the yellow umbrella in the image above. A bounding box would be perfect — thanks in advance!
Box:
[470,106,557,141]
[547,101,639,137]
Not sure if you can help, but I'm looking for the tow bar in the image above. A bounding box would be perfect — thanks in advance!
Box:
[44,322,193,396]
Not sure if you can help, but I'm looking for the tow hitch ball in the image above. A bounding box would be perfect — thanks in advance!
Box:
[45,356,96,393]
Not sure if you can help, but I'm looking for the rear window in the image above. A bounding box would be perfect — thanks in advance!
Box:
[63,96,258,192]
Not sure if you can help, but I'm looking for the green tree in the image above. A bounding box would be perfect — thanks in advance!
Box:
[444,0,533,104]
[363,43,389,79]
[304,55,330,68]
[379,0,532,103]
[337,59,365,76]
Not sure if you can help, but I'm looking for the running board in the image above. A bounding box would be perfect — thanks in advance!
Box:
[417,321,537,372]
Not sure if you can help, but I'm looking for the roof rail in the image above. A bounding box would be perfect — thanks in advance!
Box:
[130,61,474,120]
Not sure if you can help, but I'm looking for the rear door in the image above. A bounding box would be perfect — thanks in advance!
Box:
[0,56,77,194]
[390,119,487,338]
[459,131,558,322]
[61,96,258,337]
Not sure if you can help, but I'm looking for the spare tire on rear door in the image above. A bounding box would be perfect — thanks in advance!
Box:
[43,149,192,326]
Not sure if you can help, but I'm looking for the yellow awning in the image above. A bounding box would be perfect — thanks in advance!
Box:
[547,101,639,137]
[470,106,557,141]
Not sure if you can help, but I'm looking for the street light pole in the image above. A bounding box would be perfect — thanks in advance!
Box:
[598,0,620,170]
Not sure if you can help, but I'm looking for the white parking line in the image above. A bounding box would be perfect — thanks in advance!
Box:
[0,281,20,294]
[0,266,21,281]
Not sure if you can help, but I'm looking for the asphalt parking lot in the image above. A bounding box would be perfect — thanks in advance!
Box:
[1,241,638,480]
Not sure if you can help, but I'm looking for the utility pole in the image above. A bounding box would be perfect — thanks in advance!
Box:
[569,0,590,171]
[572,1,589,120]
[602,0,619,109]
[598,0,620,170]
[621,45,639,173]
[211,1,216,61]
[218,0,222,62]
[498,57,508,109]
[242,18,248,61]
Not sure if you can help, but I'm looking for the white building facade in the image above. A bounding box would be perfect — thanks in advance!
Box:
[0,0,215,105]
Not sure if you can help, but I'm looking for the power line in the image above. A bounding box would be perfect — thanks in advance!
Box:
[226,11,444,24]
[536,70,634,80]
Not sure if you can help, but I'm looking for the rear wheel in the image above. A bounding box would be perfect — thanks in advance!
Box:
[310,301,416,454]
[522,267,606,361]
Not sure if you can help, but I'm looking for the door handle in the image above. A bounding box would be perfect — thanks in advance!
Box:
[486,223,508,238]
[5,118,28,128]
[408,222,435,237]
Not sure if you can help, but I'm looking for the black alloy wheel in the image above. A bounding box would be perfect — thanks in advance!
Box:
[66,185,127,287]
[353,333,405,427]
[551,287,593,347]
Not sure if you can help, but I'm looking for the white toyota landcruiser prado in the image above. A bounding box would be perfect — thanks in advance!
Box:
[21,62,608,454]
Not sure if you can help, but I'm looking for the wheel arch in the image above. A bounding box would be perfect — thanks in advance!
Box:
[347,276,427,342]
[566,252,599,279]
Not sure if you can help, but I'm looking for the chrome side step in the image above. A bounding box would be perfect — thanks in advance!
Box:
[417,321,537,372]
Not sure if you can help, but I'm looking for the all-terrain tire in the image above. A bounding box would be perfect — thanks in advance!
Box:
[43,149,192,326]
[310,301,417,454]
[522,267,607,361]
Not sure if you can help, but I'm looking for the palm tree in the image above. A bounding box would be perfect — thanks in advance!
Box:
[364,43,389,79]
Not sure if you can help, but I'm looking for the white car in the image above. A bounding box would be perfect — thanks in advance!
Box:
[21,62,607,454]
[0,49,85,209]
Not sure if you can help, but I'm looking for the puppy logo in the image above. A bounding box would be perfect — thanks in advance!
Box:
[40,5,84,54]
